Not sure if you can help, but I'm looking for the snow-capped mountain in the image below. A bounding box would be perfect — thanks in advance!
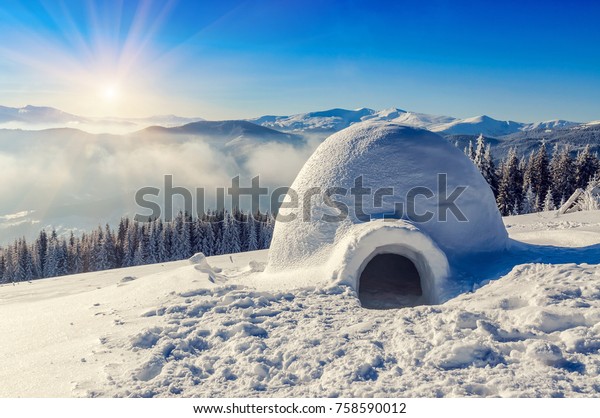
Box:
[0,104,591,138]
[0,104,87,125]
[0,105,204,133]
[521,119,579,131]
[383,109,457,128]
[249,107,584,137]
[430,115,525,136]
[249,107,460,133]
[250,107,378,132]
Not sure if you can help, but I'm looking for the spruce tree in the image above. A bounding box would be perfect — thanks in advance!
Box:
[465,140,475,162]
[549,145,575,206]
[531,142,550,211]
[521,186,536,214]
[543,189,555,212]
[496,148,522,216]
[574,145,599,189]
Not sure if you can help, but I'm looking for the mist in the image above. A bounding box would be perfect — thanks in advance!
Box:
[0,128,322,244]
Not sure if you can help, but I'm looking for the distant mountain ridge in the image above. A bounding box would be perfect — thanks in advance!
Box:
[0,105,204,133]
[0,103,593,138]
[0,104,86,124]
[248,107,584,137]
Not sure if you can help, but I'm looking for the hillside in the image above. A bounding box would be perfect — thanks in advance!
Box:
[1,211,599,397]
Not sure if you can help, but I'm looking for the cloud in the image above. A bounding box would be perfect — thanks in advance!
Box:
[243,137,321,187]
[0,129,320,244]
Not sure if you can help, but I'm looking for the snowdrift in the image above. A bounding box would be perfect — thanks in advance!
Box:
[265,122,508,306]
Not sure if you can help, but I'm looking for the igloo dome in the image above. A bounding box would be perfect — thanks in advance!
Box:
[264,122,508,308]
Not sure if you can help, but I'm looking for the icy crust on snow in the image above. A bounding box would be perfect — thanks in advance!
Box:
[88,262,600,398]
[266,122,508,279]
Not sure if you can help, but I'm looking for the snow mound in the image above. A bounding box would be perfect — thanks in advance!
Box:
[265,122,508,303]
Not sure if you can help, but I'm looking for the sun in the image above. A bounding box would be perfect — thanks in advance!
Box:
[100,84,120,102]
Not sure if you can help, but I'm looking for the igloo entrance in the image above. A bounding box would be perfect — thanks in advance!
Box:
[358,253,424,309]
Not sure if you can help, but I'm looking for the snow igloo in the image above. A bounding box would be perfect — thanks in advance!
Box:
[265,122,508,308]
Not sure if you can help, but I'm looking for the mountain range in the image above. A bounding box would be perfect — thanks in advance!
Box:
[1,104,599,161]
[0,104,591,137]
[249,107,582,137]
[0,104,204,133]
[0,103,598,246]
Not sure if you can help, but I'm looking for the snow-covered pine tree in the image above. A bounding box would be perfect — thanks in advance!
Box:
[201,220,215,256]
[137,224,152,264]
[522,151,535,196]
[115,218,128,267]
[146,220,158,264]
[172,211,191,260]
[574,145,600,189]
[104,224,117,269]
[549,145,575,207]
[94,226,111,271]
[521,186,536,214]
[578,179,600,211]
[0,253,5,283]
[123,221,139,267]
[245,212,259,252]
[473,134,486,169]
[212,210,224,255]
[15,238,30,281]
[73,241,83,274]
[496,148,522,216]
[133,241,145,266]
[46,239,68,278]
[259,213,275,249]
[44,235,57,278]
[159,222,173,262]
[472,134,499,197]
[192,217,204,254]
[464,140,475,162]
[35,230,48,278]
[218,211,242,255]
[2,246,14,283]
[531,141,550,211]
[543,189,555,212]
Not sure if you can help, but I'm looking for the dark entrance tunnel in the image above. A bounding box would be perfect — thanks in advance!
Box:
[358,253,423,309]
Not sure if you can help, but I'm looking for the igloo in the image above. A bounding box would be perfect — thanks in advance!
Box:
[264,122,508,308]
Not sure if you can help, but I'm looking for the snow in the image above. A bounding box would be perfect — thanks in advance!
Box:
[249,107,460,133]
[266,122,507,300]
[431,115,524,136]
[250,108,378,132]
[522,120,579,131]
[248,107,585,138]
[1,211,600,397]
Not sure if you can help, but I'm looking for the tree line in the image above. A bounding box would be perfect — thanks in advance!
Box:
[0,210,274,284]
[464,135,600,216]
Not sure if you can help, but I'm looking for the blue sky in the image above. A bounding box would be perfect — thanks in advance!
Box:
[0,0,599,121]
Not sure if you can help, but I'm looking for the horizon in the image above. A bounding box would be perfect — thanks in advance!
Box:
[1,102,597,126]
[0,1,599,122]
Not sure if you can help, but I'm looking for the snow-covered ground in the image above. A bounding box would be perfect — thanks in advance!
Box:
[1,211,599,397]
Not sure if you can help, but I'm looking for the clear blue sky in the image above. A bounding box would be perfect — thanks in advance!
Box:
[0,0,599,122]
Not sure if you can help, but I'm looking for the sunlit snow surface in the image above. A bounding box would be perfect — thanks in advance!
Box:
[1,211,600,397]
